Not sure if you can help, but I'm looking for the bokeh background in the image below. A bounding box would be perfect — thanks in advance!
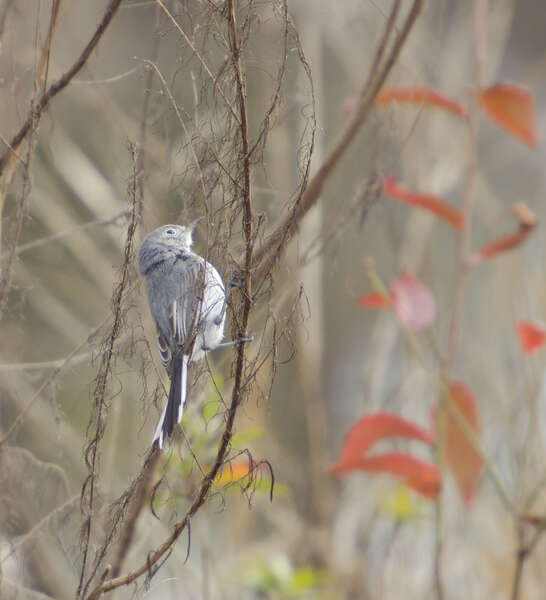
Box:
[1,1,546,598]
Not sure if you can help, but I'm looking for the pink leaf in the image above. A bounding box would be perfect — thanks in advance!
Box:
[390,272,436,331]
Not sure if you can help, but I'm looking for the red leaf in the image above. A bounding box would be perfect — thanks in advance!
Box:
[390,272,436,331]
[468,203,537,265]
[358,292,390,308]
[383,177,464,230]
[341,453,441,499]
[433,381,482,504]
[376,86,467,117]
[468,229,532,264]
[516,321,546,354]
[331,412,433,472]
[479,83,539,147]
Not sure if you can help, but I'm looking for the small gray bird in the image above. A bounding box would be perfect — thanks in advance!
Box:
[138,222,226,448]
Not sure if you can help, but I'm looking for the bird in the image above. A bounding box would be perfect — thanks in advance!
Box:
[138,221,227,448]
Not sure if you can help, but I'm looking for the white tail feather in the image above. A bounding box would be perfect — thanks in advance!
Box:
[177,356,188,423]
[152,405,166,448]
[152,355,189,448]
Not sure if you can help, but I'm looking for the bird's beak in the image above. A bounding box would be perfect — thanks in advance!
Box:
[188,217,202,230]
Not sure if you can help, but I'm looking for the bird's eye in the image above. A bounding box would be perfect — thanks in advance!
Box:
[166,229,176,236]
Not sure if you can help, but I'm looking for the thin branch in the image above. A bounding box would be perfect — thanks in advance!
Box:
[252,0,424,283]
[155,0,242,125]
[35,0,61,92]
[511,515,546,597]
[0,495,79,565]
[247,0,290,160]
[8,210,130,256]
[0,352,90,371]
[437,3,486,595]
[0,0,123,178]
[110,449,159,578]
[139,58,208,199]
[78,147,142,597]
[0,318,107,447]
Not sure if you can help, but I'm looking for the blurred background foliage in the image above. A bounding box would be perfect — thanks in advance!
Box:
[0,0,545,599]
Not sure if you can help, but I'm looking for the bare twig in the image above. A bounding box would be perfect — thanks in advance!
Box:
[110,449,159,578]
[155,0,241,125]
[35,0,61,92]
[511,518,546,600]
[0,318,107,447]
[252,0,424,283]
[0,352,90,371]
[0,0,123,178]
[8,211,130,256]
[78,146,142,597]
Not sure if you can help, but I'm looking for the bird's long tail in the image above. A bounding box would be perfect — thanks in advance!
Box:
[153,354,188,448]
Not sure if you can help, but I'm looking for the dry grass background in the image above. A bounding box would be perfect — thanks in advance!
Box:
[0,1,545,599]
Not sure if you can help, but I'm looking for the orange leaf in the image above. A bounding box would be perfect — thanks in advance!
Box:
[358,292,391,308]
[376,86,467,117]
[433,381,482,505]
[331,412,434,474]
[516,321,546,354]
[214,460,254,486]
[383,177,464,230]
[390,272,436,332]
[479,83,539,147]
[468,204,537,265]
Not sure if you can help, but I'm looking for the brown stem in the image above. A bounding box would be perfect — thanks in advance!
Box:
[435,3,488,598]
[511,527,527,600]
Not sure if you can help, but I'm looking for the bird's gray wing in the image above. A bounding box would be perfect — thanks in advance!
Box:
[167,254,206,354]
